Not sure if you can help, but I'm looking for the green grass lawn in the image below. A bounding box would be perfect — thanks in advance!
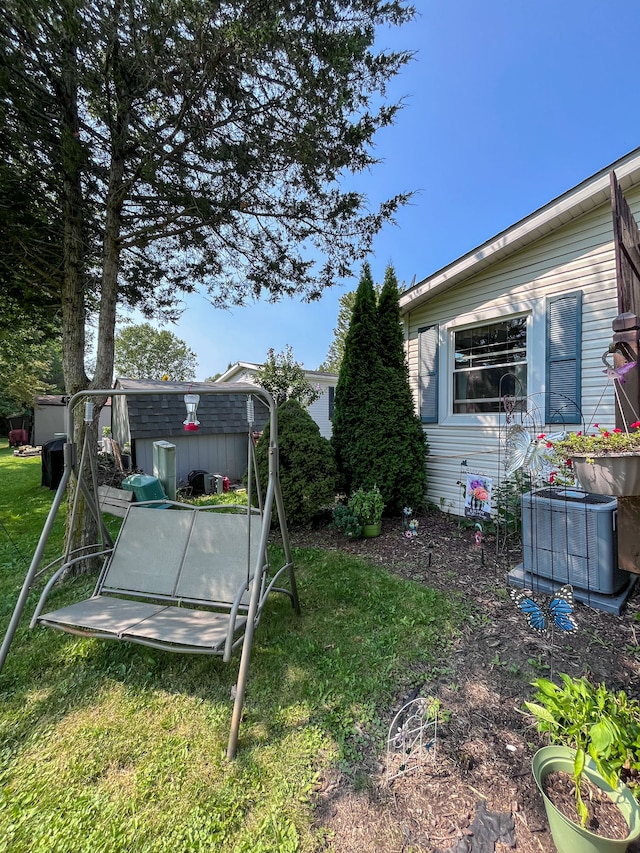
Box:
[0,442,467,852]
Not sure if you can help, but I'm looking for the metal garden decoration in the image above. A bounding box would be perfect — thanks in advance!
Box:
[386,697,439,782]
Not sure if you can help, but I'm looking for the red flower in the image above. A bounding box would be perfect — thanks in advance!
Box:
[632,421,640,429]
[565,459,572,468]
[549,472,556,484]
[537,433,546,440]
[602,431,611,437]
[546,441,553,448]
[613,428,623,434]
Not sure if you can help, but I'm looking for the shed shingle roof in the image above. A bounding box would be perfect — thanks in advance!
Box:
[115,379,269,439]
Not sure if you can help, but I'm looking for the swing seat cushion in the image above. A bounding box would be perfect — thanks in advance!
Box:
[37,504,261,654]
[38,597,247,651]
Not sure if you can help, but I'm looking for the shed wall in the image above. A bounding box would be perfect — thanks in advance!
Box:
[134,433,248,486]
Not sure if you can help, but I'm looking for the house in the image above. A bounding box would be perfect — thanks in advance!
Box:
[34,395,111,447]
[215,362,338,438]
[400,147,640,516]
[111,378,268,485]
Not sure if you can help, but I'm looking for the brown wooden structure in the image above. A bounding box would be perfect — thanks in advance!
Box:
[610,170,640,573]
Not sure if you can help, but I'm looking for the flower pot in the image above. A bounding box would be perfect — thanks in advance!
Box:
[362,522,381,538]
[532,746,640,853]
[571,453,640,496]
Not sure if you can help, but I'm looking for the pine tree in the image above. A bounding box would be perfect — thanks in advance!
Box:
[331,263,385,495]
[375,265,428,513]
[255,399,337,526]
[332,263,427,512]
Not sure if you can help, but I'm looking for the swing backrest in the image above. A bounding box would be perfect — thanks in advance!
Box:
[99,505,264,609]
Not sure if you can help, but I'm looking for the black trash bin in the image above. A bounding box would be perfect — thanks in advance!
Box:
[41,436,66,490]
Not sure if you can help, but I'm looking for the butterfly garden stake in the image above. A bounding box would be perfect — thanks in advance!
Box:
[510,584,578,678]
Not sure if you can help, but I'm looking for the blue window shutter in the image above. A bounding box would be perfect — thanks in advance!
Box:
[418,324,439,423]
[328,386,334,420]
[546,292,582,424]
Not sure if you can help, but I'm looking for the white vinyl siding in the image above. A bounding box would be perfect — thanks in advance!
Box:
[216,366,337,438]
[403,189,640,515]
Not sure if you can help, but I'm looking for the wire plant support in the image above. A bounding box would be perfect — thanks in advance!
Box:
[386,697,438,783]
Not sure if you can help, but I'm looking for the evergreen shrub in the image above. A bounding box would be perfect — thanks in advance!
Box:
[255,398,337,526]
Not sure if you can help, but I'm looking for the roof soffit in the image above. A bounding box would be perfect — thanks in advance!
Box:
[400,148,640,314]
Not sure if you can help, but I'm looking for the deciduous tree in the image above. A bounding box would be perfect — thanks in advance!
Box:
[254,346,320,407]
[115,323,197,381]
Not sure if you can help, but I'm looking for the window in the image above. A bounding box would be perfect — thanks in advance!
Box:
[453,316,527,413]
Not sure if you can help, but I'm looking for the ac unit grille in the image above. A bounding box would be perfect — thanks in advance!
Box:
[521,488,625,594]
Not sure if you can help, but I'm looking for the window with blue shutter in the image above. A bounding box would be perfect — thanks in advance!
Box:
[418,324,439,423]
[546,291,582,424]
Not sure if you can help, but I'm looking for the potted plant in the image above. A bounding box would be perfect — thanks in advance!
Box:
[525,674,640,852]
[348,485,384,538]
[551,422,640,496]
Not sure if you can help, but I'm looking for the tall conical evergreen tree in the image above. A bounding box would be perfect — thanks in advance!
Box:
[332,262,428,512]
[331,263,383,495]
[375,264,428,513]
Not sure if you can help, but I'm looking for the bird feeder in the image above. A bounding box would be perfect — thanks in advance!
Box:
[183,394,200,431]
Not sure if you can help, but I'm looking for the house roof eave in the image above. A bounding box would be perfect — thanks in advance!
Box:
[399,146,640,315]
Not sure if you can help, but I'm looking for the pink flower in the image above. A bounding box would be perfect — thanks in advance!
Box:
[613,428,623,434]
[537,433,546,439]
[473,487,489,502]
[632,421,640,429]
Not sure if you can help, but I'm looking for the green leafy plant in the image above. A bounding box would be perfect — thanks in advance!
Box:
[552,422,640,460]
[348,485,384,527]
[254,398,337,526]
[525,674,640,825]
[493,469,530,535]
[331,503,362,538]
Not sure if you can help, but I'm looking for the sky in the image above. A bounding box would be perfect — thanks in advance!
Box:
[125,0,640,381]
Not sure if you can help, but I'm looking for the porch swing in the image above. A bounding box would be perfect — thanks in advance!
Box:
[0,384,300,759]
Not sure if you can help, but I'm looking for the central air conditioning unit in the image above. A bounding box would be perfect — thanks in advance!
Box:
[522,488,629,595]
[521,488,624,594]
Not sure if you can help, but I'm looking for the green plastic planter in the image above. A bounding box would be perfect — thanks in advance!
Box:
[362,522,381,538]
[532,746,640,853]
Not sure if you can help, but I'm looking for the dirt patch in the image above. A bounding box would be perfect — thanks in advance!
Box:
[287,510,640,853]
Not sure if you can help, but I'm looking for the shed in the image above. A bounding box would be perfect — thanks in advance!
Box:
[34,395,111,447]
[112,379,268,485]
[400,146,640,516]
[215,362,338,438]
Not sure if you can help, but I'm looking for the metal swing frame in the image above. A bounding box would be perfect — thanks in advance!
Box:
[0,384,299,759]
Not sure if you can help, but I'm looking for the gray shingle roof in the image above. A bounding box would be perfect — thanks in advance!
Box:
[115,379,269,439]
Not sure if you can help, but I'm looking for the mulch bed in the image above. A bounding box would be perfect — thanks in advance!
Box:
[285,509,640,853]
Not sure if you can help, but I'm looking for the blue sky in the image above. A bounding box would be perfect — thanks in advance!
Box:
[129,0,640,380]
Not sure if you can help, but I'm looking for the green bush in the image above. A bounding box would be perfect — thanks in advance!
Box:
[331,503,362,538]
[255,398,337,526]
